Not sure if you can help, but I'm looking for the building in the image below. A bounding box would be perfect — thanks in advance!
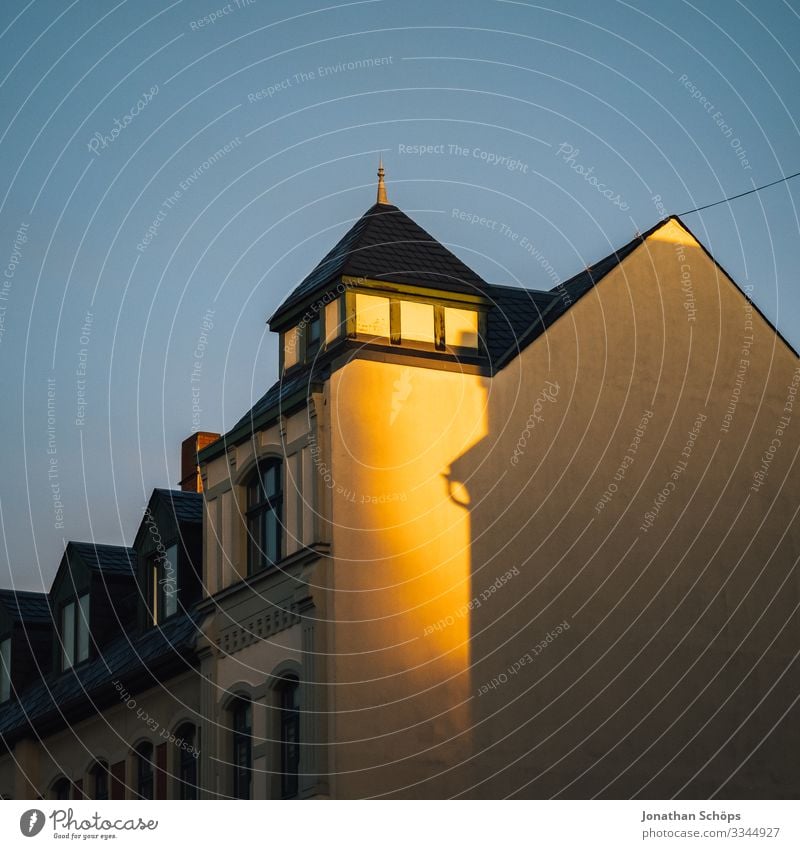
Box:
[1,168,798,799]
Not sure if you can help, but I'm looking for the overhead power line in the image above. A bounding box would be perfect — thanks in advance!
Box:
[679,170,800,215]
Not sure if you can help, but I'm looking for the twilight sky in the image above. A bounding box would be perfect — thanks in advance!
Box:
[1,0,798,589]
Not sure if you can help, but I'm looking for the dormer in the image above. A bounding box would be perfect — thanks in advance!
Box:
[0,590,52,703]
[132,489,203,630]
[269,165,491,375]
[48,543,138,673]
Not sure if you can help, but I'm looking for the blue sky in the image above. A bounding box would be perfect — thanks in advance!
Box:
[1,0,798,589]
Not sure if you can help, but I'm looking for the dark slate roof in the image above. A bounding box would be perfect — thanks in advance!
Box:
[232,368,319,433]
[485,285,559,365]
[0,609,203,744]
[209,213,658,457]
[68,542,136,576]
[270,203,489,326]
[0,590,51,624]
[152,489,203,524]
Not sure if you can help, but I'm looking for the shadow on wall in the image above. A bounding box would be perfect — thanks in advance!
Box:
[447,225,800,799]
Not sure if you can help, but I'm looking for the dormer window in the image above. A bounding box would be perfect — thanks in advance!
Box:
[0,637,10,701]
[325,297,343,344]
[149,545,178,625]
[60,593,90,670]
[443,307,479,349]
[283,326,299,370]
[355,293,391,338]
[400,300,435,345]
[348,291,481,353]
[305,315,321,358]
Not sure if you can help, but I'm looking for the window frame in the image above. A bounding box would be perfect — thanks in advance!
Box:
[346,289,482,355]
[278,675,300,798]
[175,723,198,800]
[245,459,283,575]
[59,592,90,671]
[50,776,72,800]
[231,698,252,800]
[0,635,10,702]
[148,543,179,626]
[304,314,322,361]
[324,297,343,346]
[135,742,155,800]
[91,761,109,800]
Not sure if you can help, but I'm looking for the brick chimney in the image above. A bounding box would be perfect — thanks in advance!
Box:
[180,431,220,492]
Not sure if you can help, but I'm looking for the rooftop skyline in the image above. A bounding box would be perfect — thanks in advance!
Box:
[1,0,798,588]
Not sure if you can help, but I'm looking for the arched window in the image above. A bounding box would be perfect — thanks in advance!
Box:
[134,742,154,800]
[278,676,300,798]
[175,723,198,800]
[90,761,109,800]
[50,776,72,800]
[231,698,252,799]
[246,459,282,574]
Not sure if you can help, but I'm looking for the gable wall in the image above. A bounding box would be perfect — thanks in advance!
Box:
[325,219,800,798]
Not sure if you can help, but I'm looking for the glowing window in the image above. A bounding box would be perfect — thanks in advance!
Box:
[400,301,435,344]
[355,293,390,338]
[283,327,299,369]
[325,298,341,344]
[444,308,479,349]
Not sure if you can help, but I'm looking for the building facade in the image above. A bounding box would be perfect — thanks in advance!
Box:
[1,173,798,799]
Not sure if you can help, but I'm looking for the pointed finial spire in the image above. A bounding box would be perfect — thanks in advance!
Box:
[376,156,388,204]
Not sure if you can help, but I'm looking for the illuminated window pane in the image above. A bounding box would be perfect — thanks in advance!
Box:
[283,327,299,369]
[325,298,341,344]
[400,300,435,344]
[444,308,479,349]
[355,293,390,338]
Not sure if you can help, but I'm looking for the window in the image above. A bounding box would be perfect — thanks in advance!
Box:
[279,676,300,798]
[135,743,154,800]
[51,777,72,800]
[232,699,252,799]
[61,593,90,670]
[77,593,90,660]
[0,637,10,702]
[325,298,342,344]
[246,459,283,574]
[305,315,321,359]
[61,602,74,669]
[176,724,198,800]
[283,327,299,370]
[444,307,479,349]
[150,545,179,625]
[400,300,435,345]
[91,761,109,800]
[355,293,390,338]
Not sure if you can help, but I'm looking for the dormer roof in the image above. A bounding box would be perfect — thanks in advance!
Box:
[269,202,489,330]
